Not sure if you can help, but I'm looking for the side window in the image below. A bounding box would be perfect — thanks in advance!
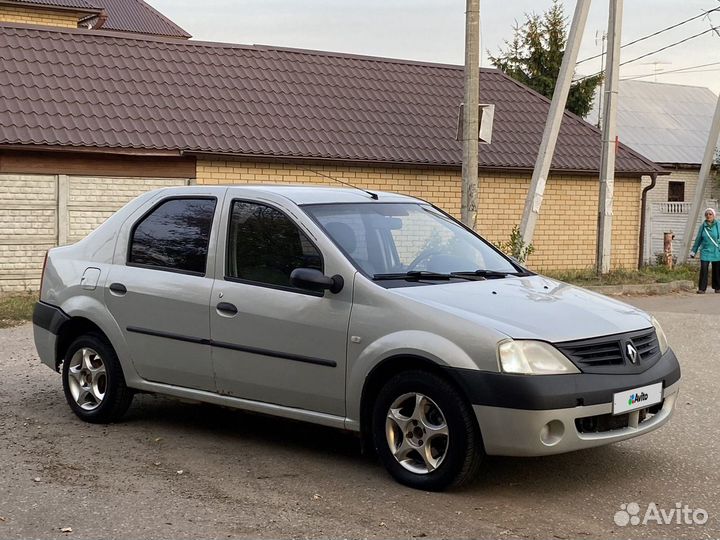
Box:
[129,198,217,275]
[226,201,322,288]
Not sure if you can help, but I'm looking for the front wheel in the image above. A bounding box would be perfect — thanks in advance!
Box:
[372,370,484,491]
[62,334,133,423]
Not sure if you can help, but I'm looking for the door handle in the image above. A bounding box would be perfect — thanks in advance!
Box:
[216,302,238,316]
[109,282,127,296]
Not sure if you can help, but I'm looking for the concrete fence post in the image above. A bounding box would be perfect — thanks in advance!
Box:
[57,174,70,246]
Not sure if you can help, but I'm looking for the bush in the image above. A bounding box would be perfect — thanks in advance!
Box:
[495,226,535,264]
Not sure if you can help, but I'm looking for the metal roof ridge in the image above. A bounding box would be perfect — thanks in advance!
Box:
[252,44,494,72]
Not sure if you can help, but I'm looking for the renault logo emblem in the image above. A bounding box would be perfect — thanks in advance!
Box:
[626,343,639,364]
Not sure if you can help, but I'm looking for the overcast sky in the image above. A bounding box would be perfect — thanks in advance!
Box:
[147,0,720,94]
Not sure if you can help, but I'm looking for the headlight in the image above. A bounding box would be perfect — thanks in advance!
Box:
[651,316,669,354]
[498,340,580,375]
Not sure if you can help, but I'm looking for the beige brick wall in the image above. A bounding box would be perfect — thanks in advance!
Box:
[196,160,642,271]
[197,160,461,214]
[0,6,80,27]
[0,175,57,293]
[67,176,187,242]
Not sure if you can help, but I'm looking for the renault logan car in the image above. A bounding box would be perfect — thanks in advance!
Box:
[33,185,681,490]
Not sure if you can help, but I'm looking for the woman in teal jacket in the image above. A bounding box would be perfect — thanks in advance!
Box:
[691,208,720,293]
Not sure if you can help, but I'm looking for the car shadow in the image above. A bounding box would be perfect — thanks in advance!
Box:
[127,393,368,464]
[123,393,669,494]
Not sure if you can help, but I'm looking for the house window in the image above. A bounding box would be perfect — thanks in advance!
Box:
[668,182,685,202]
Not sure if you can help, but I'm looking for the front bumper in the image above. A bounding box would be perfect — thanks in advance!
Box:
[448,348,681,456]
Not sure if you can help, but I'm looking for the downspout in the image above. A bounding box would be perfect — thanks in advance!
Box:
[78,9,107,30]
[93,10,108,29]
[638,173,657,268]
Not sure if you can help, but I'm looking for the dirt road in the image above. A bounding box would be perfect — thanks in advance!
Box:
[0,293,718,539]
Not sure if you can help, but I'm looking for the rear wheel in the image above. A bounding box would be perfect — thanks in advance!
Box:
[62,334,133,423]
[372,370,484,491]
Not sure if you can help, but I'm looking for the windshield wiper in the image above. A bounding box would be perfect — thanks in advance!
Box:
[451,269,532,279]
[373,271,476,282]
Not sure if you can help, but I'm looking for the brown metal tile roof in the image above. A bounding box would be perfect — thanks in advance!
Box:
[89,0,190,38]
[0,25,663,175]
[2,0,100,10]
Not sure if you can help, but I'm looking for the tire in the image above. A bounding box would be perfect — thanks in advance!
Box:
[61,333,133,424]
[372,370,484,491]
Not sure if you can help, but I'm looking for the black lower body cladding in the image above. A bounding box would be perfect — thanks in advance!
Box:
[447,348,680,410]
[33,302,70,335]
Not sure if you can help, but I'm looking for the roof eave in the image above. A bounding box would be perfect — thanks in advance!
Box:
[0,0,102,15]
[0,145,667,177]
[183,150,667,177]
[0,143,183,157]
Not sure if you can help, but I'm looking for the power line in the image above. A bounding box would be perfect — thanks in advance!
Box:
[619,26,719,67]
[577,5,720,65]
[574,25,720,83]
[621,61,720,80]
[622,68,720,80]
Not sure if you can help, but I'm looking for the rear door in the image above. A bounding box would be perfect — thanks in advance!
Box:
[209,196,353,416]
[105,192,222,391]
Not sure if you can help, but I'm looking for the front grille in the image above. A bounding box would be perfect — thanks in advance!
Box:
[575,402,663,434]
[555,328,661,374]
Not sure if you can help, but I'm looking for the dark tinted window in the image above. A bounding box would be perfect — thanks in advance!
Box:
[129,198,216,274]
[668,181,685,203]
[227,201,322,288]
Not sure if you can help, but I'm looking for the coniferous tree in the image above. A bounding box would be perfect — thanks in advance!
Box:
[490,0,602,118]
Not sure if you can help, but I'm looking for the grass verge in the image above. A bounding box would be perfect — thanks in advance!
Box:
[0,294,37,329]
[543,264,697,287]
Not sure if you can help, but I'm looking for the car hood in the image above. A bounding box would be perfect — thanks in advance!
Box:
[390,275,652,342]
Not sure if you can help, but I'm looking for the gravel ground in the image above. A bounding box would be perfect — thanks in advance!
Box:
[0,293,718,539]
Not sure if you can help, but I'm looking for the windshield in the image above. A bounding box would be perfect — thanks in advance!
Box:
[303,203,518,278]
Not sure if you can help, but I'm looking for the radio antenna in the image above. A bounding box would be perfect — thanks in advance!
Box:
[302,167,379,200]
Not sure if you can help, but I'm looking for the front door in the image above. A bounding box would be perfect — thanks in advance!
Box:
[210,199,351,416]
[105,196,219,391]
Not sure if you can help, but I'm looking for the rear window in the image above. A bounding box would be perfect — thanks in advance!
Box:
[129,197,216,275]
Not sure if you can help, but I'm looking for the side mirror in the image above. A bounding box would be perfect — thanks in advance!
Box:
[290,268,344,294]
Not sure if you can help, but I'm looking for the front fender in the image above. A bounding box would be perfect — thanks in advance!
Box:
[345,330,487,428]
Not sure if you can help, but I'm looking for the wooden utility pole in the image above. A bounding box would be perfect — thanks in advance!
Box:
[681,92,720,262]
[461,0,480,227]
[520,0,592,247]
[596,0,623,275]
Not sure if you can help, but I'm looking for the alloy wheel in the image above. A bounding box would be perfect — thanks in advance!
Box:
[66,347,107,411]
[385,392,449,474]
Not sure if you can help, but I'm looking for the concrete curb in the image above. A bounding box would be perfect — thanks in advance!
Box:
[584,280,695,296]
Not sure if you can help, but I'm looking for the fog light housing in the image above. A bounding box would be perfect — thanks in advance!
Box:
[539,420,565,446]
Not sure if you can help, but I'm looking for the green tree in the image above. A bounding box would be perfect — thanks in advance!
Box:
[489,0,602,118]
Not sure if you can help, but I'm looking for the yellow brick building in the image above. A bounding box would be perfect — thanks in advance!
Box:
[0,5,81,27]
